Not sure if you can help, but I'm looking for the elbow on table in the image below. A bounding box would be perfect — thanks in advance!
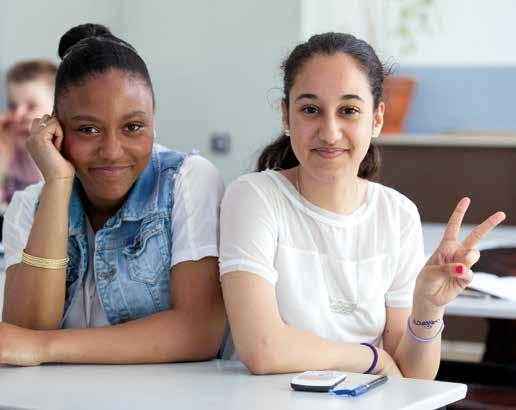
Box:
[240,353,276,375]
[238,343,283,375]
[192,335,223,361]
[398,363,438,381]
[402,370,437,381]
[186,315,227,361]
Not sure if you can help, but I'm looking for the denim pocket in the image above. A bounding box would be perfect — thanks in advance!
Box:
[123,217,169,284]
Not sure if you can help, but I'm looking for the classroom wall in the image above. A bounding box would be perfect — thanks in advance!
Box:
[0,0,301,183]
[389,0,516,67]
[117,0,301,182]
[300,0,516,134]
[401,67,516,134]
[0,0,125,111]
[2,1,516,182]
[0,1,125,66]
[300,0,516,66]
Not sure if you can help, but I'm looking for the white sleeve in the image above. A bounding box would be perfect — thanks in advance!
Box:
[385,205,425,308]
[2,183,42,269]
[170,155,224,267]
[219,178,279,285]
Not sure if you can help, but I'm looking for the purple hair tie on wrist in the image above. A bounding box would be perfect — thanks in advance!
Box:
[361,342,378,374]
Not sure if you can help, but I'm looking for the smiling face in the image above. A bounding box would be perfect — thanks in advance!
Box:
[58,69,154,210]
[7,79,54,146]
[282,53,384,182]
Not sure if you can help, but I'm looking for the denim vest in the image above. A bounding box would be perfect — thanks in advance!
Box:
[60,145,187,326]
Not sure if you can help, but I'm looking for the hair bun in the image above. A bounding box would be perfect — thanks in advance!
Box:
[58,23,113,59]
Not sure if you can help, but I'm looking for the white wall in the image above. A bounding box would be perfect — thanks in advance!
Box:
[1,1,513,259]
[394,0,516,66]
[0,0,125,67]
[1,0,301,182]
[300,0,516,67]
[118,0,300,181]
[2,0,515,181]
[0,0,125,109]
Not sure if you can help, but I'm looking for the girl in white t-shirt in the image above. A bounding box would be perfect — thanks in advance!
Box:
[219,33,505,378]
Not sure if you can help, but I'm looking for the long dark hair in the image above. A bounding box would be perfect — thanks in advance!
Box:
[54,23,154,114]
[256,32,385,179]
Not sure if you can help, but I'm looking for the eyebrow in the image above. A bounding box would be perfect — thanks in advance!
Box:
[295,93,365,103]
[70,114,100,122]
[121,110,147,120]
[70,111,147,122]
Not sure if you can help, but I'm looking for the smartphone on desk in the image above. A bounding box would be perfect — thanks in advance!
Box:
[290,371,347,392]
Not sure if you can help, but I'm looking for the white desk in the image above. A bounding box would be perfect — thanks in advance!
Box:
[0,261,466,409]
[446,296,516,319]
[0,360,465,410]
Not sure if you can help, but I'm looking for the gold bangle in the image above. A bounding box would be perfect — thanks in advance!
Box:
[21,250,69,270]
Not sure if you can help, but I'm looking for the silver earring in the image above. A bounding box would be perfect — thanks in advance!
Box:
[284,129,290,137]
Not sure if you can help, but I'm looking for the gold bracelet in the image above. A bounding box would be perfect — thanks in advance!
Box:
[21,250,69,270]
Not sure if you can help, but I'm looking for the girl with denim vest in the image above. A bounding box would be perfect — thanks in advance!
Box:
[219,33,505,378]
[1,24,226,365]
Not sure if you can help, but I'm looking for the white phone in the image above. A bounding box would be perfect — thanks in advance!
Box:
[290,371,347,392]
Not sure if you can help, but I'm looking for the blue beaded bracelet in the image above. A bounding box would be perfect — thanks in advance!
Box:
[360,342,378,374]
[406,316,445,343]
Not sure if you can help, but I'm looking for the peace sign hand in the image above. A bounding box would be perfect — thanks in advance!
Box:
[414,198,506,309]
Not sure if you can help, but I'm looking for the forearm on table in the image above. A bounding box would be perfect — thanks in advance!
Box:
[393,303,445,379]
[3,179,74,329]
[41,307,226,364]
[236,323,390,376]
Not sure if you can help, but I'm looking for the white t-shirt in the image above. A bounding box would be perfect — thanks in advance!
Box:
[2,155,225,328]
[63,216,110,328]
[219,170,425,353]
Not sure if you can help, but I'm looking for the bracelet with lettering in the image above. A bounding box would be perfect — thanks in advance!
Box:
[407,316,445,343]
[412,318,441,329]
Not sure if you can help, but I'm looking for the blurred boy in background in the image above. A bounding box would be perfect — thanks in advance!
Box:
[0,60,57,208]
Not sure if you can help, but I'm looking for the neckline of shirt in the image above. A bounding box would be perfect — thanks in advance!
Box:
[264,170,376,227]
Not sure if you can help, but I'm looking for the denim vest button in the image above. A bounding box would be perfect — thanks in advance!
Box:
[98,269,116,281]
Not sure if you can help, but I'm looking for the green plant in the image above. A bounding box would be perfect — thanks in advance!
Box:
[391,0,437,55]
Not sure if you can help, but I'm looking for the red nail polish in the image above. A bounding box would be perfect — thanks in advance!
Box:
[455,265,463,275]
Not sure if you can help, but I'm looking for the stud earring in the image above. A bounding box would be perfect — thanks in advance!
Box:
[284,129,290,137]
